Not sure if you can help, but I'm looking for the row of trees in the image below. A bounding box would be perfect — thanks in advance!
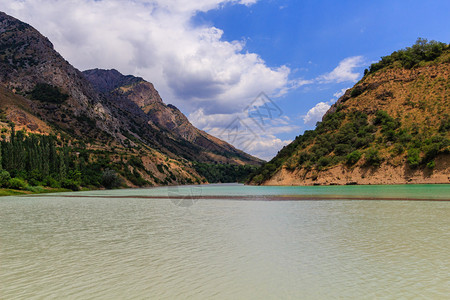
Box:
[194,162,257,183]
[0,127,122,190]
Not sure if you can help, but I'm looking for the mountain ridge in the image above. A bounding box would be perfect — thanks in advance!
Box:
[0,11,261,191]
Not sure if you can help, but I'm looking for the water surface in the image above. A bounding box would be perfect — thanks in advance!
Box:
[1,184,449,299]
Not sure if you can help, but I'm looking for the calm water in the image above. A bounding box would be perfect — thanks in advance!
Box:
[1,184,449,299]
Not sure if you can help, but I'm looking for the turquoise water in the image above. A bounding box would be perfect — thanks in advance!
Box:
[1,184,449,299]
[43,183,450,200]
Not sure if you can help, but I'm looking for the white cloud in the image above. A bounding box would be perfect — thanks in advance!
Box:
[317,56,364,83]
[0,0,288,116]
[333,87,349,99]
[189,108,298,160]
[0,1,367,159]
[303,102,331,125]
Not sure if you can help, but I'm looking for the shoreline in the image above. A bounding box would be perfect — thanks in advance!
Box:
[2,183,449,201]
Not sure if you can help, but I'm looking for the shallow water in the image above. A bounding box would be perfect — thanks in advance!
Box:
[1,184,449,299]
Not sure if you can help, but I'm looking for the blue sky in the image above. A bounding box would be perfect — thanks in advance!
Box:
[1,0,449,160]
[192,0,450,143]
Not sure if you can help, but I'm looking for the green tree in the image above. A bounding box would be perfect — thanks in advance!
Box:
[365,148,383,167]
[101,169,122,189]
[0,170,10,187]
[407,148,421,168]
[346,150,362,165]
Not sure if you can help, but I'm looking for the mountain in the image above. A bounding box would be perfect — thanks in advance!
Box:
[83,68,259,164]
[249,39,450,185]
[0,11,261,190]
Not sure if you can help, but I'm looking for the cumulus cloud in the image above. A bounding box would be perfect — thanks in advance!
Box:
[0,0,366,159]
[0,0,288,115]
[303,102,331,125]
[317,56,364,83]
[189,107,298,161]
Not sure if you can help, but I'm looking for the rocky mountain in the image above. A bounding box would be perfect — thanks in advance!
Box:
[83,68,255,163]
[0,11,261,189]
[249,39,450,185]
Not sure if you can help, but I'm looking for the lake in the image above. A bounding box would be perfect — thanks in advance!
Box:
[1,184,449,299]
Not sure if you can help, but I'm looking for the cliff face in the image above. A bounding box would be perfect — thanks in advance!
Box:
[83,68,262,165]
[249,40,450,185]
[0,11,261,187]
[0,11,121,140]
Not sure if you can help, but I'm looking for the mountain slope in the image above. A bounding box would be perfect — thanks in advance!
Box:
[83,68,261,165]
[0,11,261,189]
[249,40,450,185]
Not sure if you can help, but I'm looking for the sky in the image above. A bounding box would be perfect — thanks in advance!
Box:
[1,0,449,160]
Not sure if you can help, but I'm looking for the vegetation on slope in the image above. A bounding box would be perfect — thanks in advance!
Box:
[0,120,172,191]
[194,162,258,183]
[366,38,449,75]
[248,39,450,185]
[30,83,69,103]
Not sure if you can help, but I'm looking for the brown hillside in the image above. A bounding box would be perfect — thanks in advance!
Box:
[249,40,450,186]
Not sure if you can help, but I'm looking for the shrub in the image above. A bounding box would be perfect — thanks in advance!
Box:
[30,83,69,103]
[346,151,362,165]
[298,152,311,165]
[368,39,448,74]
[8,178,28,190]
[335,143,353,156]
[365,148,383,167]
[350,86,364,97]
[393,144,404,156]
[407,148,421,168]
[61,179,80,191]
[0,170,11,187]
[317,156,332,167]
[253,174,264,185]
[44,176,61,188]
[157,164,164,173]
[101,169,122,189]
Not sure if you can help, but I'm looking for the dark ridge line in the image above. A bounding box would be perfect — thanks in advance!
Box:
[33,195,450,201]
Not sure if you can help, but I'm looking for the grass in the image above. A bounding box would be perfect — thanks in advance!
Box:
[0,187,72,197]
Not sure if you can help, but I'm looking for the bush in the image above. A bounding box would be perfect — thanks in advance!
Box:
[61,179,80,191]
[101,169,122,189]
[334,143,354,156]
[368,39,448,74]
[8,178,28,190]
[365,148,383,167]
[317,156,332,167]
[30,83,69,103]
[0,170,11,187]
[407,148,421,168]
[253,174,264,185]
[346,151,362,165]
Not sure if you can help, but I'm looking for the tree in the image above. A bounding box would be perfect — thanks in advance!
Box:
[101,169,122,189]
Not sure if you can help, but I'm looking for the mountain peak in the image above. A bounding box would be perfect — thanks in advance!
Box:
[83,68,144,94]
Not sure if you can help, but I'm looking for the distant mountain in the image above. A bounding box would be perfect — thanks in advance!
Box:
[249,39,450,185]
[0,11,261,189]
[83,68,259,164]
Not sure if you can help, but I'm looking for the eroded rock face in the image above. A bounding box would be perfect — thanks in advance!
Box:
[83,68,262,164]
[0,11,119,139]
